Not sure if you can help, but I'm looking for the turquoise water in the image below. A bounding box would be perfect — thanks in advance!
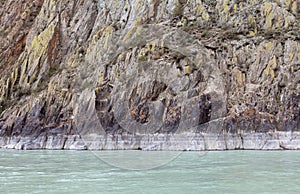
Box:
[1,150,300,194]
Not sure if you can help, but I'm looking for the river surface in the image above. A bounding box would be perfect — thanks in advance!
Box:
[0,149,300,194]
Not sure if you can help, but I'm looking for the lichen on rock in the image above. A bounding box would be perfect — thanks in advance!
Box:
[0,0,299,150]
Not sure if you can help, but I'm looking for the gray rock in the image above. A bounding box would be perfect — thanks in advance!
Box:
[0,0,299,150]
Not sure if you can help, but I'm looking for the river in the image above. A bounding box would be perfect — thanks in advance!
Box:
[1,150,300,193]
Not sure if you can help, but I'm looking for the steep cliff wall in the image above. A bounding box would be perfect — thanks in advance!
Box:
[0,0,299,150]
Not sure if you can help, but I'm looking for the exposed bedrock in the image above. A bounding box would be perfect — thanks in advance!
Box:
[0,0,299,150]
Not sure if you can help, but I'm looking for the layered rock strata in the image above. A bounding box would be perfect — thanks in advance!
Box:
[0,0,299,150]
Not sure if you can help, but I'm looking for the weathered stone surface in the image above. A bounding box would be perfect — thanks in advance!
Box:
[0,0,299,150]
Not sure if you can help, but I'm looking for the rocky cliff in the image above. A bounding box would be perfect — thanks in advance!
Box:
[0,0,299,150]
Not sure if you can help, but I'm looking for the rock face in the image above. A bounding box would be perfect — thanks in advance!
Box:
[0,0,299,150]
